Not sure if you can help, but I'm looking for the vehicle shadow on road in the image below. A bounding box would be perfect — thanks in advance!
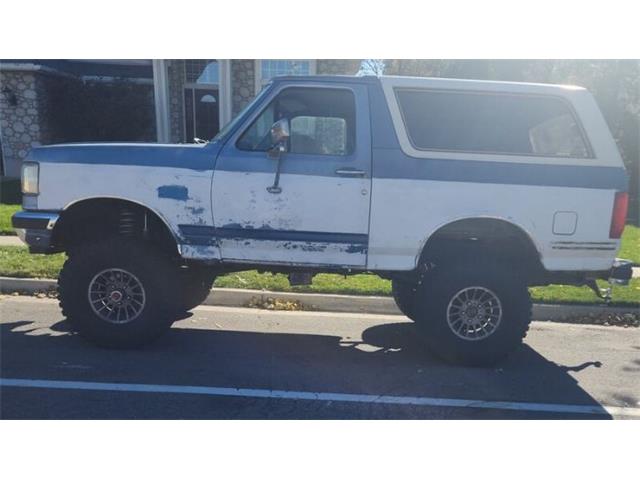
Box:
[0,317,615,419]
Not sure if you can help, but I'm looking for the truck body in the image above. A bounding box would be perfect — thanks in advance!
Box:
[13,75,632,364]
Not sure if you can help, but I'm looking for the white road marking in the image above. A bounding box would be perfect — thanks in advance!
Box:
[2,377,639,417]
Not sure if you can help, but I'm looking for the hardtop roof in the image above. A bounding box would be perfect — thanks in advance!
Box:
[269,74,586,93]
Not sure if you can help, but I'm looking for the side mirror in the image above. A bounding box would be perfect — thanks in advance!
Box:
[270,119,290,150]
[266,119,289,194]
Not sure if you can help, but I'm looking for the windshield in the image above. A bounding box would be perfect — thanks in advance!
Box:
[211,82,274,142]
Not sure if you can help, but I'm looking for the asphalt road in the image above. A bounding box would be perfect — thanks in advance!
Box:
[1,296,639,419]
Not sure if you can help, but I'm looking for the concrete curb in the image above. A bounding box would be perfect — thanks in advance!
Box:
[1,276,58,293]
[1,276,637,322]
[0,236,24,247]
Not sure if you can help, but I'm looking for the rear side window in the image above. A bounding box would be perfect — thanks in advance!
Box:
[395,89,590,158]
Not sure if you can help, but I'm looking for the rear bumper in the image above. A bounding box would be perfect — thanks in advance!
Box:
[608,258,633,285]
[11,211,60,253]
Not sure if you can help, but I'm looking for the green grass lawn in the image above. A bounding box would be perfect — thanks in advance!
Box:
[619,225,639,264]
[0,204,20,235]
[215,270,393,296]
[0,245,637,306]
[0,246,65,279]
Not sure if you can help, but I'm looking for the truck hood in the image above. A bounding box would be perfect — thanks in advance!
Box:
[27,141,223,171]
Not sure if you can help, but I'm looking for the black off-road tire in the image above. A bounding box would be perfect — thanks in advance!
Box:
[58,238,179,348]
[175,266,216,312]
[391,279,418,320]
[413,261,532,366]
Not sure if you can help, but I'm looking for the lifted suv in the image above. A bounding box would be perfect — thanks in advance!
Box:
[13,75,632,365]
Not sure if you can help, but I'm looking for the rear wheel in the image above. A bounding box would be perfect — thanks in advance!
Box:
[58,238,178,348]
[413,261,532,366]
[391,279,418,320]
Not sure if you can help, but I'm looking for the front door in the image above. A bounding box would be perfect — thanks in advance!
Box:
[211,83,372,267]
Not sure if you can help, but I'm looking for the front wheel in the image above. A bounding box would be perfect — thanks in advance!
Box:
[175,266,216,312]
[58,238,178,348]
[413,262,532,366]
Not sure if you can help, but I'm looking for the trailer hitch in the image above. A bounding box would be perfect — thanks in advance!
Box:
[585,279,612,305]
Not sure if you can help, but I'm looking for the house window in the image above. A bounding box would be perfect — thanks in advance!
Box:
[185,60,219,84]
[184,60,220,141]
[255,60,316,93]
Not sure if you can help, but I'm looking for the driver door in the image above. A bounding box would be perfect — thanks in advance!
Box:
[211,82,371,267]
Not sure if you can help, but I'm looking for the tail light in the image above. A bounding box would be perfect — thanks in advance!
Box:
[609,192,629,239]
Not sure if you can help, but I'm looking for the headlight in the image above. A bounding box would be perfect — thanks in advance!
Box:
[21,162,39,195]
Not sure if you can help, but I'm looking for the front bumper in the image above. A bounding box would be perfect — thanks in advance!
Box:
[11,211,60,253]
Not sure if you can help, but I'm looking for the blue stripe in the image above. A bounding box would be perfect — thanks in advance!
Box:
[32,142,221,171]
[178,225,218,246]
[178,225,368,246]
[372,149,628,190]
[213,151,628,191]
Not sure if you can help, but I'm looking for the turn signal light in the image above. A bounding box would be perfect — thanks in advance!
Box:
[609,192,629,239]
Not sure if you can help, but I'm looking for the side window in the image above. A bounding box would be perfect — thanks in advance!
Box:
[395,89,591,158]
[236,103,275,151]
[237,87,355,156]
[290,116,348,155]
[528,113,589,158]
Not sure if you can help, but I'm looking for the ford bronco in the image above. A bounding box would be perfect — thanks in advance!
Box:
[12,75,632,365]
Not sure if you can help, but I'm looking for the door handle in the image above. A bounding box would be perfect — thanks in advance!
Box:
[335,168,366,177]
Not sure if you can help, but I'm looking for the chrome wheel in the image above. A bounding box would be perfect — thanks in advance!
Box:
[446,286,502,341]
[87,268,146,324]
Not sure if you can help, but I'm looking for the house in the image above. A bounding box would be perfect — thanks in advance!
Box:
[0,59,362,179]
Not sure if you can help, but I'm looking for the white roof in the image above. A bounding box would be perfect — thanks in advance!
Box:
[379,75,586,95]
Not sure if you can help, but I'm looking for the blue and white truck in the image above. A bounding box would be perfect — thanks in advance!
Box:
[12,75,632,365]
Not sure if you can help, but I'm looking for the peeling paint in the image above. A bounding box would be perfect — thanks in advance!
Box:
[282,241,300,250]
[158,185,189,201]
[345,244,368,254]
[180,244,221,260]
[186,206,205,215]
[299,243,327,252]
[222,222,248,229]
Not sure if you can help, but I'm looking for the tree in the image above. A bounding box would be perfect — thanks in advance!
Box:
[358,59,385,76]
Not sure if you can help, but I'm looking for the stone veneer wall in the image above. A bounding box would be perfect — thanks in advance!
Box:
[229,60,361,117]
[170,60,257,140]
[316,59,362,75]
[231,60,256,116]
[0,70,47,177]
[167,60,186,143]
[1,67,155,177]
[1,60,363,175]
[165,60,362,141]
[35,73,78,146]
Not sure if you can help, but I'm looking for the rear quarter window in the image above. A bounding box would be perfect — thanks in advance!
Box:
[395,89,591,158]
